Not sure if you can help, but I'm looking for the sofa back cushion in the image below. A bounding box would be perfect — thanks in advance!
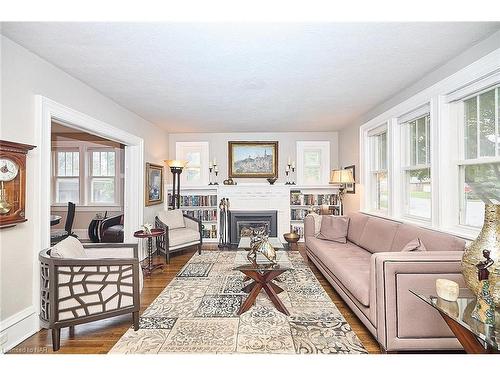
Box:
[358,216,400,253]
[346,212,370,245]
[391,223,465,252]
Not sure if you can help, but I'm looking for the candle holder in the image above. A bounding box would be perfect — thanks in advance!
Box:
[291,166,296,185]
[208,166,213,185]
[285,163,292,185]
[214,170,219,185]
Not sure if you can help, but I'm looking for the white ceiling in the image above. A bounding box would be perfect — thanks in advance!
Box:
[2,22,500,133]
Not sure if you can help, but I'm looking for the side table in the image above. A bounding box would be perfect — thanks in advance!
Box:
[134,228,166,276]
[411,288,499,353]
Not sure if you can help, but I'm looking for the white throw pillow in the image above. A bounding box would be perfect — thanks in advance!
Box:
[51,236,87,258]
[307,212,322,236]
[158,209,185,229]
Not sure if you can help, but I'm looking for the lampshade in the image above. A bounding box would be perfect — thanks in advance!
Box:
[165,160,189,169]
[329,169,354,184]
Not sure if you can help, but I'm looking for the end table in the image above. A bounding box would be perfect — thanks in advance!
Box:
[134,228,166,276]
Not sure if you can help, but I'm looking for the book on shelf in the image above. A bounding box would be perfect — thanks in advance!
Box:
[182,209,217,222]
[201,224,218,239]
[168,193,218,207]
[290,224,305,238]
[290,190,338,206]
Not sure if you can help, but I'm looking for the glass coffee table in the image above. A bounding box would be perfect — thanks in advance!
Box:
[411,288,499,353]
[235,238,290,315]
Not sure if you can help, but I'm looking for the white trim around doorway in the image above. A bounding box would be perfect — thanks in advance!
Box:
[32,96,145,333]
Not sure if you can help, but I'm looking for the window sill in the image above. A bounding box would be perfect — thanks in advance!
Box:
[359,210,479,241]
[51,205,123,212]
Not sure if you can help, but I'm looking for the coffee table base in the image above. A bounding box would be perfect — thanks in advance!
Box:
[238,269,289,316]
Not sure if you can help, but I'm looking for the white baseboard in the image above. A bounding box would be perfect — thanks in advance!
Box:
[0,306,39,353]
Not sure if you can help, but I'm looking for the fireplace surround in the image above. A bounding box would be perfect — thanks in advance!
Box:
[228,210,278,246]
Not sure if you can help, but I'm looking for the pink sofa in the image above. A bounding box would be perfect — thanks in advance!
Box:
[304,212,466,352]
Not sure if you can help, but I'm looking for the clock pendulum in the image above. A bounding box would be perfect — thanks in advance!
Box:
[0,181,11,214]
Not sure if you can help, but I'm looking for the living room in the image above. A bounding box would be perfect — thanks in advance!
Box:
[1,1,499,372]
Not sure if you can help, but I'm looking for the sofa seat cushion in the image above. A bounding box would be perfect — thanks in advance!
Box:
[169,228,200,248]
[306,237,371,307]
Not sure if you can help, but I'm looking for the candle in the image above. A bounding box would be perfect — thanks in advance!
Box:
[287,156,291,165]
[291,161,295,169]
[285,165,290,172]
[213,157,217,166]
[214,166,219,172]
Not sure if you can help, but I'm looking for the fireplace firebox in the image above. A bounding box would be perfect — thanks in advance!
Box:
[228,210,278,246]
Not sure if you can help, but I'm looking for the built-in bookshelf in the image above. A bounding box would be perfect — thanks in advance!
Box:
[290,188,340,241]
[165,184,339,243]
[167,188,219,242]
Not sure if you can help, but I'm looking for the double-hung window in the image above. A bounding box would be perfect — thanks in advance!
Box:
[175,142,210,186]
[89,150,117,204]
[458,86,500,227]
[296,141,330,185]
[54,149,80,204]
[401,113,431,220]
[369,129,388,212]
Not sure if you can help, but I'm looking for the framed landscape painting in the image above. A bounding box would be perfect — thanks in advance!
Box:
[145,162,164,206]
[228,141,278,178]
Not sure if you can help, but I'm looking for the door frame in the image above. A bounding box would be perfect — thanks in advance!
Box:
[33,96,144,329]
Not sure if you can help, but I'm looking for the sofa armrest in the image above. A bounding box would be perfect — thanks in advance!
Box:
[370,251,465,351]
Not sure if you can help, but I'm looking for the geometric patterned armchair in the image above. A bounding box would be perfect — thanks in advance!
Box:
[39,238,142,351]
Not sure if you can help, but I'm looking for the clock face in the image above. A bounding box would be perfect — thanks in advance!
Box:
[0,158,19,182]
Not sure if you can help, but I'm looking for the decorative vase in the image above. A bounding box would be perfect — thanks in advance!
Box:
[461,204,500,305]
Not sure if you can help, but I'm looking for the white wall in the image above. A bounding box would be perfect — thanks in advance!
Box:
[0,36,169,350]
[168,132,339,184]
[339,30,500,214]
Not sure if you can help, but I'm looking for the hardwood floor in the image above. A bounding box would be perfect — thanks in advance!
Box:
[9,244,381,354]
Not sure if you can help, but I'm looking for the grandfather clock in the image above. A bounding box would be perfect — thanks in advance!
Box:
[0,140,36,228]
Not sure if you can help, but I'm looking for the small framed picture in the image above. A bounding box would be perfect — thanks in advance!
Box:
[145,163,164,206]
[344,165,355,194]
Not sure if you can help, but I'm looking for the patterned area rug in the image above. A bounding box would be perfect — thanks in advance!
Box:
[109,250,367,354]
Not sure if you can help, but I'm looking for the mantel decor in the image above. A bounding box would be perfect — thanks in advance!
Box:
[461,204,499,306]
[0,140,36,228]
[145,163,164,207]
[228,141,278,179]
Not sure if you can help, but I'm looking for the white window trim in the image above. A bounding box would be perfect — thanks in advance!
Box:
[175,141,210,186]
[296,141,330,186]
[51,140,123,209]
[359,46,500,240]
[368,127,389,214]
[400,111,432,222]
[52,147,82,205]
[88,147,121,206]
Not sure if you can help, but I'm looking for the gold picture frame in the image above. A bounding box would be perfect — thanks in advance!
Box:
[228,141,278,178]
[145,162,164,206]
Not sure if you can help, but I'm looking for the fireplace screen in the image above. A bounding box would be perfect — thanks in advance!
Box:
[228,211,277,246]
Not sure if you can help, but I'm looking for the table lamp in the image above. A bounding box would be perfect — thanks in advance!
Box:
[329,169,354,215]
[165,160,188,209]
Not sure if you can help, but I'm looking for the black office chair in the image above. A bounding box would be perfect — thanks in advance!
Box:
[50,202,77,246]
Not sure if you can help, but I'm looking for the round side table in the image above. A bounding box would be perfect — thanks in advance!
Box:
[134,228,166,276]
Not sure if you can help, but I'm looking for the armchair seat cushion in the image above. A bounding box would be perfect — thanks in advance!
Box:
[169,228,200,248]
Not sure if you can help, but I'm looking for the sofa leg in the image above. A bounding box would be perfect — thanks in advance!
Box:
[69,326,75,337]
[51,328,61,352]
[166,250,170,264]
[133,311,140,331]
[198,244,202,255]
